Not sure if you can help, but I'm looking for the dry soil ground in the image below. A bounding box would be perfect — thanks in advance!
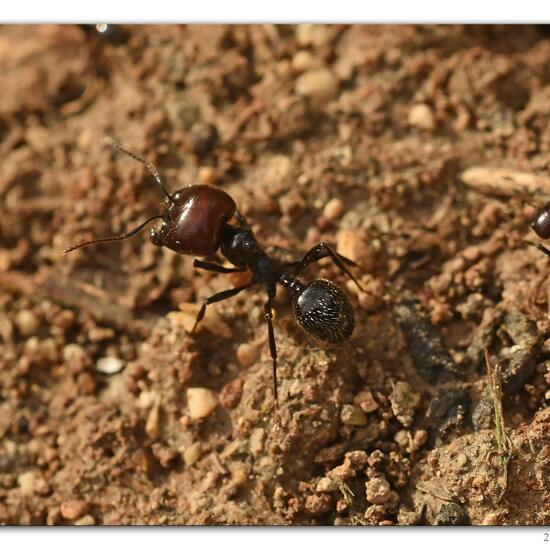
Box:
[0,24,549,525]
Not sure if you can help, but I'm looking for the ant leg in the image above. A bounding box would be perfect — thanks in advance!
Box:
[192,283,254,334]
[291,241,363,292]
[193,259,246,274]
[263,284,279,406]
[537,244,550,259]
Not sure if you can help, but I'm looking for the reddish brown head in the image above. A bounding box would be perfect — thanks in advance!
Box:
[151,185,236,256]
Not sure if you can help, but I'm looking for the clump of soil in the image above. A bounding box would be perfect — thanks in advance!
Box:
[0,24,549,525]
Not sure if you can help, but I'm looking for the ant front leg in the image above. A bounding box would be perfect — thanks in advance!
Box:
[192,283,254,334]
[290,241,363,292]
[193,259,246,274]
[263,284,279,406]
[537,244,550,259]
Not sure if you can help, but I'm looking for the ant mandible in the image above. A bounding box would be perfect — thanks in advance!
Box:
[64,139,363,405]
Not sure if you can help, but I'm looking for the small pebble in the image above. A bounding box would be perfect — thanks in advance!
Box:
[249,427,265,455]
[316,477,337,492]
[138,390,157,410]
[291,50,320,73]
[295,68,339,105]
[365,477,391,504]
[198,166,217,185]
[323,198,345,221]
[390,381,421,427]
[74,514,95,526]
[228,462,249,487]
[96,356,124,375]
[187,387,218,419]
[456,453,468,468]
[183,442,202,466]
[236,343,259,368]
[145,395,161,438]
[15,310,40,337]
[353,389,378,413]
[305,494,333,515]
[408,103,435,130]
[60,500,89,521]
[394,430,410,449]
[340,404,367,426]
[296,24,338,47]
[219,378,244,409]
[18,471,37,496]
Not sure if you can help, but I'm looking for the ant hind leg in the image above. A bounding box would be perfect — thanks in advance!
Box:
[263,285,279,407]
[289,241,363,292]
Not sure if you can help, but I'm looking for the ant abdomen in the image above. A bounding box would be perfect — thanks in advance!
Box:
[531,203,550,239]
[292,278,355,343]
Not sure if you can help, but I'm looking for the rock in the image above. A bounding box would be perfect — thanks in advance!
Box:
[219,378,244,409]
[365,476,391,504]
[18,471,37,496]
[228,462,249,487]
[316,477,337,492]
[249,428,265,455]
[389,381,421,427]
[15,310,40,337]
[145,394,161,438]
[408,103,435,130]
[295,68,339,105]
[296,24,338,47]
[74,514,95,526]
[291,50,321,73]
[323,198,345,221]
[183,442,202,466]
[340,404,367,426]
[187,387,218,419]
[236,343,259,368]
[305,494,333,515]
[96,356,124,374]
[60,499,89,521]
[353,389,378,413]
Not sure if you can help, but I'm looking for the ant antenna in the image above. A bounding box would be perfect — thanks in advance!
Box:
[62,215,164,254]
[105,137,173,201]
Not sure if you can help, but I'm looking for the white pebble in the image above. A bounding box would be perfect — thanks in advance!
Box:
[96,356,124,374]
[15,310,40,337]
[187,387,218,419]
[291,50,320,73]
[183,442,202,466]
[323,198,345,221]
[408,103,435,130]
[295,68,339,105]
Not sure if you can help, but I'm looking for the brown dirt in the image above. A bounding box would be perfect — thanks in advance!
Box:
[0,24,549,526]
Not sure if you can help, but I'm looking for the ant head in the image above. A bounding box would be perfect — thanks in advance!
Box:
[150,185,236,256]
[292,278,354,343]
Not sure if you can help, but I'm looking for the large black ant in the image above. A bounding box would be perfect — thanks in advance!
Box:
[64,140,363,405]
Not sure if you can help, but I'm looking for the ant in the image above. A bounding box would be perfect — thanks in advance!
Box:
[64,140,363,405]
[530,203,550,258]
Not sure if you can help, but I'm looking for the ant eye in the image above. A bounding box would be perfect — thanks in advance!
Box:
[292,279,354,343]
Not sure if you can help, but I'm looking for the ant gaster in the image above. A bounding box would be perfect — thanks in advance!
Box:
[530,203,550,258]
[64,140,363,405]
